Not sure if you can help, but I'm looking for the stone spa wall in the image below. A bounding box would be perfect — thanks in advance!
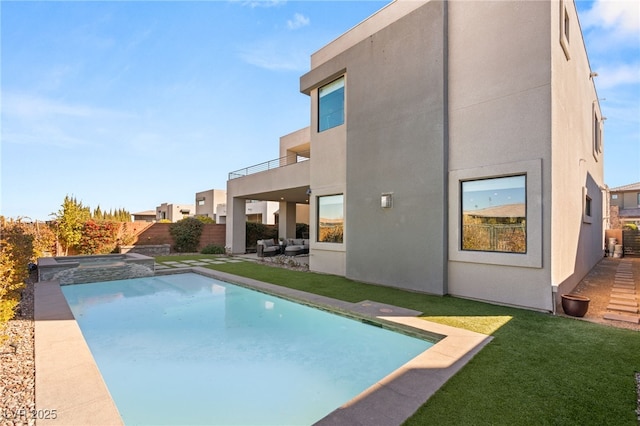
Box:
[38,253,155,285]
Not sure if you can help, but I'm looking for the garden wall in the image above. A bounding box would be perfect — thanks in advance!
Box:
[132,223,226,253]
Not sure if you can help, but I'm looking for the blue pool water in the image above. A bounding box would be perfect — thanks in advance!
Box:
[61,273,434,425]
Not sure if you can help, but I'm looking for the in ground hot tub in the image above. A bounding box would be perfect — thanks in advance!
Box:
[38,253,155,284]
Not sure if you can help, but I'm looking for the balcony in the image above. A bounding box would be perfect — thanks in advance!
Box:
[229,150,310,180]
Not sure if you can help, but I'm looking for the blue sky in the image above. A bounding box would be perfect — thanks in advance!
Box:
[1,0,638,222]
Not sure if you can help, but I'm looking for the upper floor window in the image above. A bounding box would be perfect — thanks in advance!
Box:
[559,0,571,60]
[318,77,344,132]
[593,105,603,159]
[317,194,344,243]
[461,175,527,254]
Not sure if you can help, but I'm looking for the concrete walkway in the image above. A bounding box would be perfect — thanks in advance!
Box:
[603,258,640,324]
[568,256,640,330]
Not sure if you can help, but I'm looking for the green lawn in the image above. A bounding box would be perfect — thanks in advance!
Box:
[155,256,640,425]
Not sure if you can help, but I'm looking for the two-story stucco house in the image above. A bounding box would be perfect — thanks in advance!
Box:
[226,0,605,312]
[610,182,640,227]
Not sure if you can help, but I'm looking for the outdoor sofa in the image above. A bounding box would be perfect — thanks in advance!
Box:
[284,238,309,256]
[257,239,280,257]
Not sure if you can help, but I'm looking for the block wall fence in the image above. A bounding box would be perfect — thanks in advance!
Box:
[129,223,226,253]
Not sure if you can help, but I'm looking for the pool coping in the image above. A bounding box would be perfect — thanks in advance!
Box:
[34,267,492,425]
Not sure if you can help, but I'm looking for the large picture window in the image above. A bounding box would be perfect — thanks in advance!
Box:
[317,194,344,243]
[318,77,344,132]
[461,175,526,253]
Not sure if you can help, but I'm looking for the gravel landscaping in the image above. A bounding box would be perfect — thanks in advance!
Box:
[1,274,35,426]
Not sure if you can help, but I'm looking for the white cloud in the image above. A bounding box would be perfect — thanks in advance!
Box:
[237,41,307,71]
[237,0,286,9]
[1,93,134,148]
[594,63,640,90]
[581,0,640,35]
[287,13,310,30]
[2,92,131,120]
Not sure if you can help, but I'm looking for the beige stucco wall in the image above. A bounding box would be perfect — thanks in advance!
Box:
[279,127,310,159]
[550,0,604,297]
[307,92,347,277]
[301,0,447,288]
[447,0,553,310]
[346,1,447,294]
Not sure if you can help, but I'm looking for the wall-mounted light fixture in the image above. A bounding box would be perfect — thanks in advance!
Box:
[381,193,393,209]
[589,72,598,78]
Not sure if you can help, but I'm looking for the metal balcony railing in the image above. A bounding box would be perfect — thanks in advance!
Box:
[228,150,310,180]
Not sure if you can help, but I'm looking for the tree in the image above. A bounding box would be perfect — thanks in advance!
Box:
[93,205,103,221]
[52,195,91,255]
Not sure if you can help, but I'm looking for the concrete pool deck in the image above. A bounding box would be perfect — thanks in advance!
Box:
[34,267,492,425]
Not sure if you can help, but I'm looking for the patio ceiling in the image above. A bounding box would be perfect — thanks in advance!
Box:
[239,185,310,204]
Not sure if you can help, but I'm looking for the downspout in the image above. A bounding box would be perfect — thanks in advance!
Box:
[552,284,558,315]
[442,0,450,295]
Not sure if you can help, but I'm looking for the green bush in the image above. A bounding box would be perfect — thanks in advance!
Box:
[195,215,216,224]
[169,217,204,252]
[0,217,34,344]
[296,223,309,239]
[246,222,277,248]
[201,244,225,254]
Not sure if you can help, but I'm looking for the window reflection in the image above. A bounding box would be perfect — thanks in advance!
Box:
[461,175,526,253]
[318,194,344,243]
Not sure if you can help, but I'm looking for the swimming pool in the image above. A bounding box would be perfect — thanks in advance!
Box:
[61,272,435,425]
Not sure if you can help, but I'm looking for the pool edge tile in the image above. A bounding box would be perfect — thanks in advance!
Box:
[35,281,124,426]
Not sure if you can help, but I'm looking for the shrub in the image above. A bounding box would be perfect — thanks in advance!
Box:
[296,223,309,239]
[170,217,204,252]
[195,215,216,224]
[76,220,120,254]
[201,244,225,254]
[0,217,34,343]
[246,222,277,248]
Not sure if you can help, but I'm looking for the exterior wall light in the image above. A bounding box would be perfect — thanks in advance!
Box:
[381,193,393,209]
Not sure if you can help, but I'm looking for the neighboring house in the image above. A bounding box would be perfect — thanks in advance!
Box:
[226,0,605,312]
[215,199,294,225]
[132,210,157,222]
[610,182,640,227]
[195,189,227,222]
[156,203,195,223]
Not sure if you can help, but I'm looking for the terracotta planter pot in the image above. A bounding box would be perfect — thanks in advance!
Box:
[561,294,590,317]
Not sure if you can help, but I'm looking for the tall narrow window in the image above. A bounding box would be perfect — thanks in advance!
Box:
[318,77,344,132]
[585,196,592,217]
[559,0,571,60]
[317,194,344,243]
[461,175,526,253]
[593,104,603,159]
[583,186,593,224]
